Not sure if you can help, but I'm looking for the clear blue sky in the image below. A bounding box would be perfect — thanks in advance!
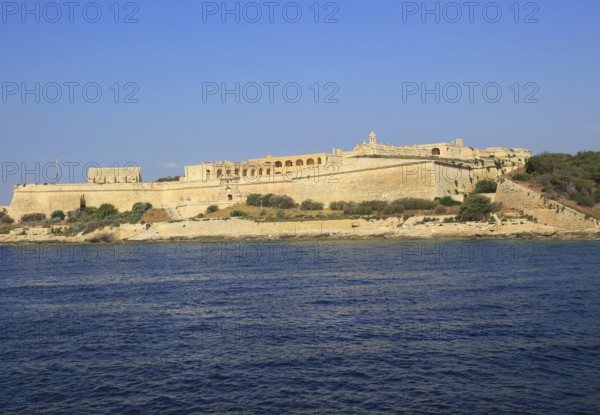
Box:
[1,0,599,204]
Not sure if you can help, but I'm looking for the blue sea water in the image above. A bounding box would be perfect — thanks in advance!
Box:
[1,240,599,414]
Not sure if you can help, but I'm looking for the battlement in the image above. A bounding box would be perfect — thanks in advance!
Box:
[88,167,142,184]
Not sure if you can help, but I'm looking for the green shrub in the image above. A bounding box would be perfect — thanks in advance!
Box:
[83,220,117,235]
[383,200,405,214]
[84,206,98,216]
[230,210,247,217]
[436,196,461,206]
[343,202,374,215]
[329,201,346,210]
[458,195,500,222]
[51,210,66,221]
[21,213,46,223]
[575,193,595,207]
[512,173,531,182]
[434,205,447,214]
[260,194,274,207]
[269,195,295,209]
[96,204,119,220]
[206,205,219,214]
[276,210,286,219]
[396,198,438,210]
[156,176,181,182]
[246,193,262,206]
[526,154,556,175]
[132,202,152,215]
[0,215,15,224]
[300,199,324,211]
[474,179,498,194]
[247,193,278,207]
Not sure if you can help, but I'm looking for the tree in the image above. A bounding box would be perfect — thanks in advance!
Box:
[458,195,499,222]
[474,179,498,194]
[132,202,152,215]
[96,204,118,220]
[51,210,66,220]
[300,199,324,210]
[269,195,295,209]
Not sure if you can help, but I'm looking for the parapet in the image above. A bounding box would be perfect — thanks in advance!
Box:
[88,167,142,184]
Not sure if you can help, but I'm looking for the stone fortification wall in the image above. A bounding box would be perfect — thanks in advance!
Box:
[7,155,512,222]
[8,159,461,220]
[495,179,600,231]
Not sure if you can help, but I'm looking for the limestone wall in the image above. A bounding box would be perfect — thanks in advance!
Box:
[7,154,514,223]
[495,179,600,231]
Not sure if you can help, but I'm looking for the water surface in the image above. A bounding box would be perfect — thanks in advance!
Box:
[1,240,599,414]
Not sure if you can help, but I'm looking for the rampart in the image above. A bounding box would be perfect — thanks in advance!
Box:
[495,178,600,231]
[7,135,529,221]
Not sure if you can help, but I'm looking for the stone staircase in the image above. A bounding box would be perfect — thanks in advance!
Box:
[162,206,184,221]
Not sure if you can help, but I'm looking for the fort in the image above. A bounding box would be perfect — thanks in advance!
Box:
[7,133,532,221]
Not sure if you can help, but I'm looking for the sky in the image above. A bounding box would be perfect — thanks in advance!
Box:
[1,0,599,204]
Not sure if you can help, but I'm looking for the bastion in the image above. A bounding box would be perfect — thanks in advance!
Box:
[7,133,531,220]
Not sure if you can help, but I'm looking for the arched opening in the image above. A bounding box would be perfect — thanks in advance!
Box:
[234,169,239,176]
[285,160,293,167]
[227,194,233,201]
[318,158,322,164]
[275,161,282,167]
[259,168,263,176]
[296,159,304,166]
[243,169,248,177]
[266,169,271,175]
[306,159,315,166]
[226,170,232,176]
[217,170,222,178]
[432,148,441,156]
[250,169,256,176]
[206,169,211,178]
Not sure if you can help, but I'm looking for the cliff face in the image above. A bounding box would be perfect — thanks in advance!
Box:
[496,178,600,231]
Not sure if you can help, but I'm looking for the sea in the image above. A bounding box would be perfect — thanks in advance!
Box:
[1,240,599,414]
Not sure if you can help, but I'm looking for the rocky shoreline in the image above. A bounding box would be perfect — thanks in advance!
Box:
[1,216,599,245]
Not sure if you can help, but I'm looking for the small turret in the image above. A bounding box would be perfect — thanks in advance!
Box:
[369,131,377,144]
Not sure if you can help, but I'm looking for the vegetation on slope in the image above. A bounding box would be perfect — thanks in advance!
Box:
[512,151,600,207]
[64,202,153,234]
